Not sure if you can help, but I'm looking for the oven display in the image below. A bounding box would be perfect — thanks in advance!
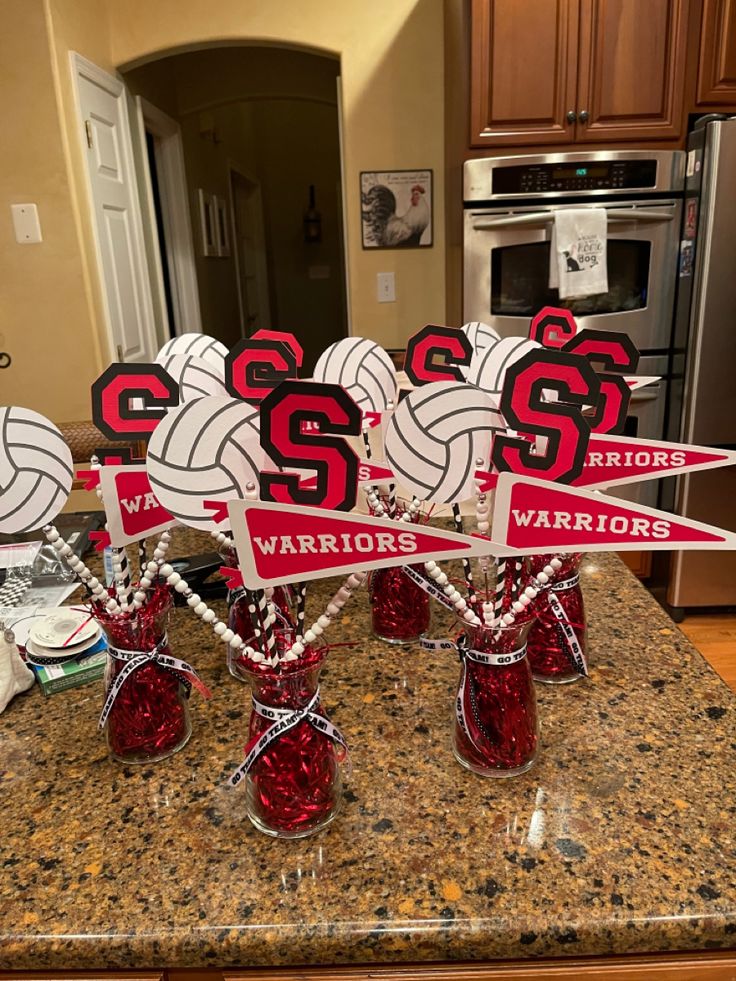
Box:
[552,165,609,180]
[492,159,658,195]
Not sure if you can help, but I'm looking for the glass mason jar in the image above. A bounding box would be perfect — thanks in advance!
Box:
[240,629,345,838]
[369,564,430,644]
[98,588,192,764]
[452,620,539,777]
[528,553,587,684]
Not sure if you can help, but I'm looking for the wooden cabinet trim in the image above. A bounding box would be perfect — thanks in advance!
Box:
[220,951,736,981]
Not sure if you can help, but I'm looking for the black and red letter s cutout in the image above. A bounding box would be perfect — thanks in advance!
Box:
[259,380,361,511]
[492,349,601,484]
[91,364,179,441]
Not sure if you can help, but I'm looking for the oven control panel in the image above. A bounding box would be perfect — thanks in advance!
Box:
[492,159,658,196]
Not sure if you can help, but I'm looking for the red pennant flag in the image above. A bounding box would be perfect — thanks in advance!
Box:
[228,500,509,588]
[98,466,176,547]
[625,375,660,391]
[574,434,736,490]
[76,469,101,491]
[474,469,499,493]
[219,566,244,591]
[301,459,395,491]
[363,411,384,429]
[493,473,736,554]
[89,529,111,552]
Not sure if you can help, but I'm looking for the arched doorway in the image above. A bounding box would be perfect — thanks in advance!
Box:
[123,44,348,373]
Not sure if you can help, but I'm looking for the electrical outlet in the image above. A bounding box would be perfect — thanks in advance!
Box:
[377,272,396,303]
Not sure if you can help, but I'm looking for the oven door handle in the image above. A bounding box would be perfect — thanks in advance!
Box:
[472,209,675,230]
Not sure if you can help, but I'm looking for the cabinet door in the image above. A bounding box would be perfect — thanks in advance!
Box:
[470,0,579,147]
[697,0,736,104]
[576,0,689,141]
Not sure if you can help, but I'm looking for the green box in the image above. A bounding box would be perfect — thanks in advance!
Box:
[32,648,107,697]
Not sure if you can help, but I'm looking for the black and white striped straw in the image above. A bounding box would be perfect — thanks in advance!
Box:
[493,557,507,624]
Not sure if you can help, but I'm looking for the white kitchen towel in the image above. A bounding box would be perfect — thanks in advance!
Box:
[0,631,34,714]
[549,208,608,298]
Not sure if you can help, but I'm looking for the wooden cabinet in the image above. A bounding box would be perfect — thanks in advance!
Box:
[577,0,690,141]
[470,0,690,147]
[697,0,736,104]
[470,0,579,146]
[620,549,652,579]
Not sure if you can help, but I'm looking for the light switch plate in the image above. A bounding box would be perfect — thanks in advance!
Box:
[377,272,396,303]
[11,204,42,244]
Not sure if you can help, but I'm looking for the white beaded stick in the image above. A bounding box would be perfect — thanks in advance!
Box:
[42,524,120,614]
[493,556,564,633]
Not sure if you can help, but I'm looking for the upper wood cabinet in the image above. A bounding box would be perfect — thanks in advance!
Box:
[470,0,690,147]
[470,0,580,146]
[697,0,736,104]
[576,0,690,141]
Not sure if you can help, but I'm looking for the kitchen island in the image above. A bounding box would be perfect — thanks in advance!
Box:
[1,540,735,977]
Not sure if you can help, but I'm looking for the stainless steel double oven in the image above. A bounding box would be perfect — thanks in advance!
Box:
[463,150,685,506]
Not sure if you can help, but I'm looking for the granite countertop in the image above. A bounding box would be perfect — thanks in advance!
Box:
[1,529,735,969]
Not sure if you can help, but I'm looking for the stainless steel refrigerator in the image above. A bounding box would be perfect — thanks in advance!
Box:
[667,115,736,614]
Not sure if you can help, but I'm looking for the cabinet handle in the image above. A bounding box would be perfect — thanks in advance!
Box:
[0,352,11,369]
[579,109,590,123]
[566,109,577,123]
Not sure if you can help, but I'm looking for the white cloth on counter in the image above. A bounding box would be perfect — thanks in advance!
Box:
[549,207,608,298]
[0,631,34,714]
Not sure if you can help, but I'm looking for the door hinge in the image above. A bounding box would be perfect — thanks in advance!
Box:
[85,119,93,149]
[116,344,123,362]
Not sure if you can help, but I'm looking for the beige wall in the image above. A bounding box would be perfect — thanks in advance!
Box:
[105,0,446,351]
[0,0,445,426]
[0,0,105,422]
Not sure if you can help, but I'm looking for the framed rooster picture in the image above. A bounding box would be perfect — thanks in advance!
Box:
[360,170,433,249]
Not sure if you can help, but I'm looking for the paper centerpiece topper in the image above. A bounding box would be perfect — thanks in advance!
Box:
[492,472,736,554]
[156,332,228,371]
[0,406,74,534]
[228,498,512,589]
[98,466,176,547]
[574,433,736,490]
[157,353,227,403]
[384,381,500,504]
[313,336,397,418]
[146,395,272,531]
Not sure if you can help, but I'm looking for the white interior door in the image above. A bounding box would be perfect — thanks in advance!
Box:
[134,97,202,339]
[230,169,271,335]
[71,53,157,363]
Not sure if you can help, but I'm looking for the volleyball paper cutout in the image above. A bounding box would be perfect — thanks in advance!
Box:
[467,336,541,397]
[156,332,228,372]
[459,321,500,378]
[384,382,497,504]
[0,406,74,533]
[159,353,227,403]
[313,337,397,414]
[146,395,269,531]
